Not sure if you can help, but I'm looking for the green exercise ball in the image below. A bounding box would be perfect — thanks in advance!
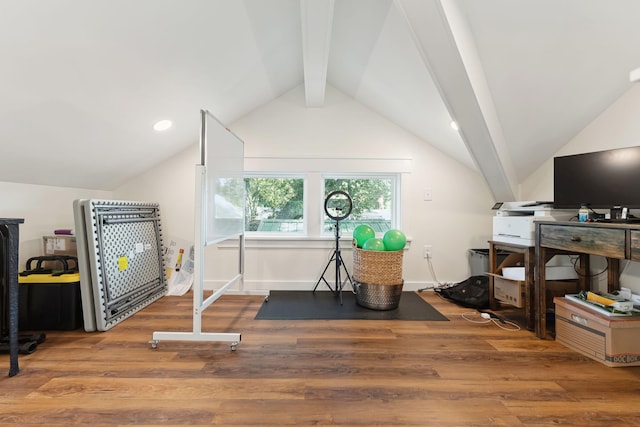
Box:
[383,229,406,251]
[353,224,375,248]
[362,237,385,251]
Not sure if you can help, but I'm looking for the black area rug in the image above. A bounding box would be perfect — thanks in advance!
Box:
[255,291,449,321]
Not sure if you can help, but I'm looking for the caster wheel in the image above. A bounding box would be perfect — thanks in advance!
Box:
[149,340,158,349]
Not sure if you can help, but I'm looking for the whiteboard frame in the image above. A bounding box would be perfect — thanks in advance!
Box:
[151,110,259,349]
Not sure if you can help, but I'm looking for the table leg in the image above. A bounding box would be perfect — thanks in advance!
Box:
[607,258,619,293]
[7,224,20,376]
[535,246,547,339]
[488,243,497,310]
[524,247,535,331]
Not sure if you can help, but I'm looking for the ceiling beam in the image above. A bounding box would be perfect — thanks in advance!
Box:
[300,0,335,107]
[395,0,517,202]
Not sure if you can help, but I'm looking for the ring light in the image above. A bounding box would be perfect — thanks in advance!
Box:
[324,190,353,221]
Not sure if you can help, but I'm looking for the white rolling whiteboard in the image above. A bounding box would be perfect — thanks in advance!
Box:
[202,112,244,244]
[150,109,251,350]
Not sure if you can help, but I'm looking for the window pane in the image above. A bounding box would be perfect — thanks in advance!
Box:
[244,177,304,233]
[323,177,393,234]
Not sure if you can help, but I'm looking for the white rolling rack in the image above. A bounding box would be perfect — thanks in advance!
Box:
[150,110,264,350]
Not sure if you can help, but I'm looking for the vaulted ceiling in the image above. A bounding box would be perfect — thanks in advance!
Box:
[2,0,640,199]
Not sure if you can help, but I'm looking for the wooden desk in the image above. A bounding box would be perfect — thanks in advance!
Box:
[0,218,24,376]
[488,241,535,331]
[535,220,636,339]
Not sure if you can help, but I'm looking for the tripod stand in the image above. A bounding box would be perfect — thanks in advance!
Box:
[313,219,353,304]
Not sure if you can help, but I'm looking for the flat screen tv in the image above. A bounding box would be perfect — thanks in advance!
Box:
[554,146,640,210]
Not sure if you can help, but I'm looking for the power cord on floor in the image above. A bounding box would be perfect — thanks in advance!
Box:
[418,257,454,292]
[422,256,520,331]
[461,311,521,331]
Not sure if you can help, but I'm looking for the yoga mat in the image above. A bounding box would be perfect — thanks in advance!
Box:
[255,290,448,321]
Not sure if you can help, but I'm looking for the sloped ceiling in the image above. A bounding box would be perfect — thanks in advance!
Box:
[1,0,640,199]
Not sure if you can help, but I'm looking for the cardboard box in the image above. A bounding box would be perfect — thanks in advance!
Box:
[493,275,525,308]
[502,265,578,281]
[42,235,77,269]
[490,273,579,309]
[554,296,640,367]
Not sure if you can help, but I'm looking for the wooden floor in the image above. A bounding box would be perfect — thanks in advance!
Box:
[2,290,640,426]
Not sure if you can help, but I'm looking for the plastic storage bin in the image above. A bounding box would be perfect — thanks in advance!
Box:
[468,249,509,276]
[18,273,83,331]
[18,256,83,331]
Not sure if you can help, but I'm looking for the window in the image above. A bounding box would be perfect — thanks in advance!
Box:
[242,173,400,238]
[323,175,398,234]
[244,175,305,234]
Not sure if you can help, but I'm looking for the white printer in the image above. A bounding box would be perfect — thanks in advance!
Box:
[492,201,574,246]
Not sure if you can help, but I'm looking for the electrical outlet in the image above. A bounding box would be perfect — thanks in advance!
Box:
[423,245,432,259]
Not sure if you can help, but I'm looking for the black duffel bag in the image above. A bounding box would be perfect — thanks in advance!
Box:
[434,275,489,309]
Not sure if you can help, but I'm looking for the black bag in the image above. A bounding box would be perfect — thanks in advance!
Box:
[434,275,489,309]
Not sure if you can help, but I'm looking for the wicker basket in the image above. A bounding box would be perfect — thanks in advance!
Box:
[352,247,404,285]
[354,280,404,310]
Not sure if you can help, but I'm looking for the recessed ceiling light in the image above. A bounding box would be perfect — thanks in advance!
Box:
[153,120,173,132]
[450,121,459,131]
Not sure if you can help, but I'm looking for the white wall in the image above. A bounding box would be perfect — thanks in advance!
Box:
[0,181,111,267]
[115,144,198,241]
[521,85,640,202]
[115,85,495,291]
[521,84,640,293]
